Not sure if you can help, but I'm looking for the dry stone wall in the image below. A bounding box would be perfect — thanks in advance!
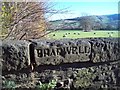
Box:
[34,38,120,65]
[1,38,120,90]
[2,40,31,71]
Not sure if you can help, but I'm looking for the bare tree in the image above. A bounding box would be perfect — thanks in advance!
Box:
[1,2,48,40]
[80,13,95,32]
[1,1,69,40]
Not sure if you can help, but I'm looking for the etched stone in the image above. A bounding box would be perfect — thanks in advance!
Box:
[34,39,91,65]
[1,38,120,71]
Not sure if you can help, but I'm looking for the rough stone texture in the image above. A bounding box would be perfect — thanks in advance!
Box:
[2,40,30,71]
[89,38,120,63]
[34,38,120,65]
[1,38,120,89]
[35,39,91,65]
[2,60,120,89]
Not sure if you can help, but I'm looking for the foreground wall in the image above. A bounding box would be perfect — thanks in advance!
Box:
[1,38,120,89]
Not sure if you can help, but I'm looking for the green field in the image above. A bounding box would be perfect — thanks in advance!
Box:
[48,30,119,39]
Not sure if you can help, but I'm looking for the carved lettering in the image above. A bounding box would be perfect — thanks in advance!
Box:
[36,45,91,58]
[85,46,90,53]
[79,45,85,53]
[65,47,72,54]
[57,48,62,55]
[44,49,50,57]
[72,46,78,54]
[50,48,57,56]
[37,49,43,57]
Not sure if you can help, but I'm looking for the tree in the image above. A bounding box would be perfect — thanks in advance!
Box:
[80,13,95,32]
[0,2,14,35]
[1,2,48,40]
[1,1,68,40]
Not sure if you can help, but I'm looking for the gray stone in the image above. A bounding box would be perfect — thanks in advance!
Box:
[34,39,91,65]
[1,38,120,89]
[2,40,30,71]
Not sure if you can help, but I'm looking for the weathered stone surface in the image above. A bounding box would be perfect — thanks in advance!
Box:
[1,38,120,69]
[2,40,30,71]
[89,38,120,63]
[34,39,91,65]
[34,38,120,65]
[2,60,120,89]
[1,38,120,89]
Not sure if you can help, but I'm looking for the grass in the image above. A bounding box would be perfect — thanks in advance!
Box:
[47,30,119,39]
[3,80,16,90]
[35,80,56,90]
[0,30,119,40]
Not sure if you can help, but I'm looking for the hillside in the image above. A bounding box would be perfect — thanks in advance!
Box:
[48,14,119,30]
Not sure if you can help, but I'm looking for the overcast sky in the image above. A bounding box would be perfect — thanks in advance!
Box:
[47,0,119,20]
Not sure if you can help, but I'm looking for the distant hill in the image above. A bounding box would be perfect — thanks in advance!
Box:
[48,14,119,30]
[65,14,118,21]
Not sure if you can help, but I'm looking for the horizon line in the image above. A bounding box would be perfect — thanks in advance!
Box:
[49,13,119,21]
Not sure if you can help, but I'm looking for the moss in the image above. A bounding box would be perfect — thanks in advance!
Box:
[3,80,16,89]
[74,68,96,88]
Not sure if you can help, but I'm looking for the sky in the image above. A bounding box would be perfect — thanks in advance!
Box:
[46,0,119,20]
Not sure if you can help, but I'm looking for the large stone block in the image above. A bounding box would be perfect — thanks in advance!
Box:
[2,40,30,71]
[1,38,120,89]
[1,38,120,71]
[34,39,91,65]
[34,38,120,66]
[89,38,120,63]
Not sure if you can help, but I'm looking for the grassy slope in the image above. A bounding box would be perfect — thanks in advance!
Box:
[48,30,119,39]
